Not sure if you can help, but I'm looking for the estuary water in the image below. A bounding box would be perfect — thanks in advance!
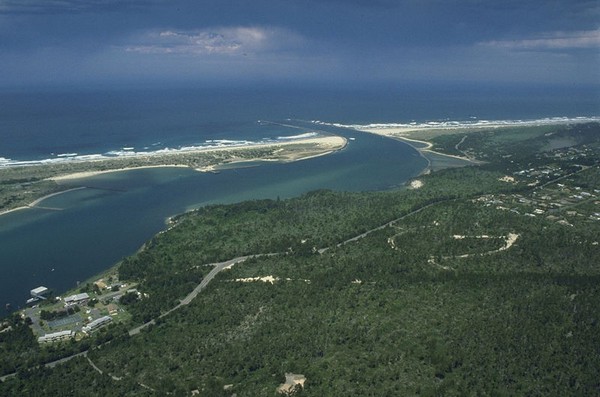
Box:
[1,85,598,312]
[0,122,426,311]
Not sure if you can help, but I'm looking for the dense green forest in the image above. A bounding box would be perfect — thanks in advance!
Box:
[1,123,599,396]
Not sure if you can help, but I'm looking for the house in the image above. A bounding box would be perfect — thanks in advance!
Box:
[94,280,107,290]
[107,304,118,315]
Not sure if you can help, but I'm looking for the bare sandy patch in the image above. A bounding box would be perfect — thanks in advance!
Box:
[235,276,278,284]
[277,373,306,395]
[447,232,520,259]
[409,179,424,189]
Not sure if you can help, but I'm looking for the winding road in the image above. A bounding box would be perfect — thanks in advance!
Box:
[128,255,253,336]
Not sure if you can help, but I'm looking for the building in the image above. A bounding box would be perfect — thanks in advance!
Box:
[94,280,107,290]
[30,286,49,299]
[82,315,112,334]
[38,330,74,344]
[64,292,90,306]
[107,304,118,315]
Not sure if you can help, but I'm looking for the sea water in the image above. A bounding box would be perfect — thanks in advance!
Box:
[1,84,598,312]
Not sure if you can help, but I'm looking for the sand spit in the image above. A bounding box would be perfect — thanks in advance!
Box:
[47,135,347,182]
[0,186,87,216]
[0,135,346,218]
[48,165,190,182]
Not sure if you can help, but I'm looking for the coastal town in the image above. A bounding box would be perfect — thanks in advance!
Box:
[474,144,600,226]
[14,275,140,344]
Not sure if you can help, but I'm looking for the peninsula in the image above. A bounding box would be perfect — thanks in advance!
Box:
[0,134,346,216]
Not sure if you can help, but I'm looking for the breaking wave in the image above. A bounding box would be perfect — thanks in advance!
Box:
[311,116,600,131]
[0,132,323,168]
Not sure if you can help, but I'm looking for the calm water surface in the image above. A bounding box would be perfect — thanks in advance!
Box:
[0,126,426,311]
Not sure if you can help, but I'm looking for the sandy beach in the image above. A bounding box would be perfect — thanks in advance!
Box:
[48,165,190,182]
[0,205,29,217]
[48,135,347,182]
[0,134,347,217]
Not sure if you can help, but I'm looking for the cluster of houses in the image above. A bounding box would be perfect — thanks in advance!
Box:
[37,315,113,344]
[30,284,120,344]
[512,164,580,187]
[476,169,599,224]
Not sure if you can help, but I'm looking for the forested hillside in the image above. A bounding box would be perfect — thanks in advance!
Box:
[2,123,599,396]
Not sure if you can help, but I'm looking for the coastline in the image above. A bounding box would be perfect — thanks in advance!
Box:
[318,117,599,173]
[0,187,88,217]
[0,135,347,217]
[355,126,480,174]
[48,135,347,181]
[48,165,191,182]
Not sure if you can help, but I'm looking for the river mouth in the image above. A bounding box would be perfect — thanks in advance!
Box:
[0,124,427,313]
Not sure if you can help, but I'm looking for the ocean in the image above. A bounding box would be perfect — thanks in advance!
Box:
[1,84,598,313]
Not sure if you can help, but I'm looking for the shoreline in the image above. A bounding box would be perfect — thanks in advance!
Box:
[0,135,347,217]
[0,187,88,217]
[329,118,599,171]
[47,135,347,181]
[355,127,481,175]
[48,165,191,182]
[334,116,600,134]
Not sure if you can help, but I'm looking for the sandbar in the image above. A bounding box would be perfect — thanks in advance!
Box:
[48,136,346,181]
[0,135,347,216]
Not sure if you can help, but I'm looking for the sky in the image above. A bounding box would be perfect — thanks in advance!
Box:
[0,0,598,88]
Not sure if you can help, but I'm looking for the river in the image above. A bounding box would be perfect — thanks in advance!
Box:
[0,124,428,313]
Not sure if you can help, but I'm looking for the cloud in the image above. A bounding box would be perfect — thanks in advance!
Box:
[0,0,158,14]
[480,29,600,51]
[124,26,303,57]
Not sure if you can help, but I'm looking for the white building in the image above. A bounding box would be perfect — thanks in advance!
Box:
[64,292,90,306]
[83,315,112,334]
[30,286,49,298]
[38,330,74,343]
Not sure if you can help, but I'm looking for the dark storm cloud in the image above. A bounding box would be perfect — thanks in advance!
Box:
[0,0,160,14]
[0,0,597,86]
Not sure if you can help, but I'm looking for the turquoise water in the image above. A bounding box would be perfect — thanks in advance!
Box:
[0,125,426,311]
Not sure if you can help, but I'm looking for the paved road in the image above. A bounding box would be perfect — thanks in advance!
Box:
[128,255,252,336]
[0,351,89,382]
[318,199,449,254]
